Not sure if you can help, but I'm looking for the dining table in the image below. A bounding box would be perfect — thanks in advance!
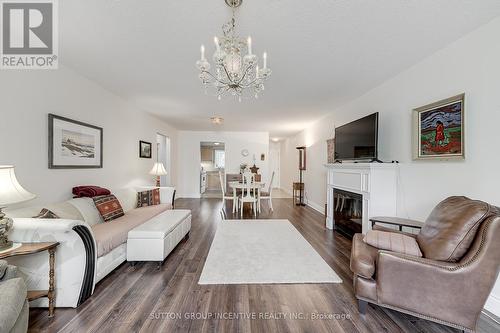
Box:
[228,181,265,214]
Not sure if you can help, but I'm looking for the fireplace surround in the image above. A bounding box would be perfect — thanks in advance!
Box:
[325,163,398,234]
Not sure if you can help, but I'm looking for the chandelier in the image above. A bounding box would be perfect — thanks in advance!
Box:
[196,0,271,101]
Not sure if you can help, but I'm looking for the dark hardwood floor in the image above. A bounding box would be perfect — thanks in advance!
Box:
[28,198,496,332]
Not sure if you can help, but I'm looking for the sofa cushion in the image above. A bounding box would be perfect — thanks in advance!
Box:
[364,230,422,257]
[136,188,161,208]
[68,197,104,225]
[417,196,495,262]
[113,188,139,213]
[350,233,378,279]
[91,204,170,257]
[8,201,83,221]
[93,195,125,222]
[128,209,191,239]
[0,278,27,333]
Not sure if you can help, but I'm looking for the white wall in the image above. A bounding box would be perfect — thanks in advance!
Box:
[268,142,281,188]
[177,131,269,198]
[281,17,500,315]
[0,65,178,206]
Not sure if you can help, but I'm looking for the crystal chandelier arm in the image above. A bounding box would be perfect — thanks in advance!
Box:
[221,64,236,84]
[221,85,231,96]
[240,78,260,88]
[201,69,230,86]
[236,64,254,85]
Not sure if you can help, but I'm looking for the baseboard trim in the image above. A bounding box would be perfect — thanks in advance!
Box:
[177,193,202,199]
[484,294,500,320]
[482,309,500,326]
[307,200,325,215]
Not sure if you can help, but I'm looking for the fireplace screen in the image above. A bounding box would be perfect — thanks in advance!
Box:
[333,189,362,238]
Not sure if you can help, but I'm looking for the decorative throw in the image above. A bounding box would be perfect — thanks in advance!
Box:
[364,230,423,257]
[92,195,125,222]
[33,208,59,219]
[137,188,160,208]
[73,186,111,198]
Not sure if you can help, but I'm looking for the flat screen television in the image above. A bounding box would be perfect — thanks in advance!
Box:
[334,112,379,161]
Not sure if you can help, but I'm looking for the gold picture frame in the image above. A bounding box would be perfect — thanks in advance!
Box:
[412,93,465,160]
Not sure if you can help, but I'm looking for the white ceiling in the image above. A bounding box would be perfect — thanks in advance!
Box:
[60,0,500,138]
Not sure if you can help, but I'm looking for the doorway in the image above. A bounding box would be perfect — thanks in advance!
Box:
[200,142,225,198]
[269,144,280,189]
[156,133,171,186]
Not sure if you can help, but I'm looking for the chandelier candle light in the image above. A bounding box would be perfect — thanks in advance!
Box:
[196,0,271,101]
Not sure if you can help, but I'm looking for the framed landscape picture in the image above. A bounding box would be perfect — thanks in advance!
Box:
[139,140,152,158]
[48,114,103,169]
[413,93,465,160]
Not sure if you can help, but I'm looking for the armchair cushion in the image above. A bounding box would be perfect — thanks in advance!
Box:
[365,230,422,257]
[350,233,378,279]
[417,196,496,262]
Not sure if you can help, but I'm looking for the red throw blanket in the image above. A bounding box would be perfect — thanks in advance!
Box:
[72,186,111,198]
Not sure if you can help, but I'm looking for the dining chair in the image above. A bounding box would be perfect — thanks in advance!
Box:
[220,208,227,221]
[239,171,257,218]
[260,171,275,212]
[219,170,238,213]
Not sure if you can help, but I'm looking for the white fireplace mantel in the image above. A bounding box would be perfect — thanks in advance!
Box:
[325,163,398,233]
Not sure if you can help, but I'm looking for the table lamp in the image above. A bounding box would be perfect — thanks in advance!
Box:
[0,166,36,251]
[149,143,167,187]
[149,163,167,187]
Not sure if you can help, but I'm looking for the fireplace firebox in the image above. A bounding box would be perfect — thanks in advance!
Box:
[333,189,363,238]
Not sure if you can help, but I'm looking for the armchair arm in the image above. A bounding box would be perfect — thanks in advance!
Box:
[8,218,97,308]
[0,260,18,281]
[377,251,483,330]
[372,224,418,238]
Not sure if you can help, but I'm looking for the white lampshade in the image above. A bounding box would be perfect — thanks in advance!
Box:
[149,163,168,176]
[0,166,36,206]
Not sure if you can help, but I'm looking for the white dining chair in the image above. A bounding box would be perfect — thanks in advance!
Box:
[259,171,275,212]
[219,170,238,213]
[239,171,257,218]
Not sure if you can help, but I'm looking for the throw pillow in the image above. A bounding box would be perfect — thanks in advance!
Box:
[137,188,161,208]
[93,195,125,222]
[32,208,59,219]
[364,230,422,257]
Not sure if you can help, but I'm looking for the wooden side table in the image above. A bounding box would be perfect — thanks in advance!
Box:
[0,242,59,317]
[292,182,304,204]
[370,216,424,231]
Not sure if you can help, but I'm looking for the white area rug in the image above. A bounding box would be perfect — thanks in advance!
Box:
[199,220,342,285]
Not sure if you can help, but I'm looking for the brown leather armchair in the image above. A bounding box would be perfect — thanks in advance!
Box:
[350,196,500,332]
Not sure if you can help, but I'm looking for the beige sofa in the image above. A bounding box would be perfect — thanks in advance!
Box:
[8,186,176,308]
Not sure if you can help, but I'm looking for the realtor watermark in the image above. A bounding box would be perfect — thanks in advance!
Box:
[149,312,352,321]
[0,0,58,69]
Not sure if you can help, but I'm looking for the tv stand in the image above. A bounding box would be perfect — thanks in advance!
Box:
[370,158,383,163]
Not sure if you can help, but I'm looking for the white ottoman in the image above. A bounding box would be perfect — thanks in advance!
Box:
[127,209,191,267]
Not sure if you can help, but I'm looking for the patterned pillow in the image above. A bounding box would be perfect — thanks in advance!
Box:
[137,188,160,208]
[33,208,59,219]
[93,195,125,222]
